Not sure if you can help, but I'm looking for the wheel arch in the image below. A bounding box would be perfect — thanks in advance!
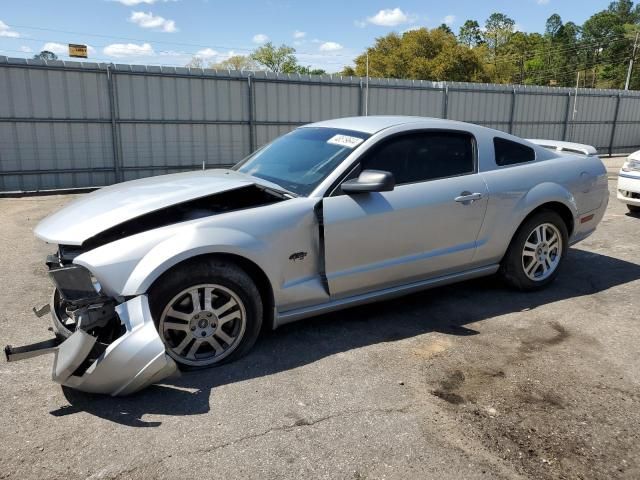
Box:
[148,252,276,331]
[501,200,574,266]
[520,201,575,237]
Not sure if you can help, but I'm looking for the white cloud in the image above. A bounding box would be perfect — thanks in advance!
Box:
[104,42,154,57]
[319,41,343,52]
[252,33,269,44]
[196,48,219,58]
[129,11,177,32]
[293,30,306,39]
[365,8,415,27]
[537,0,550,4]
[42,42,68,55]
[20,46,33,53]
[442,15,456,25]
[0,20,20,38]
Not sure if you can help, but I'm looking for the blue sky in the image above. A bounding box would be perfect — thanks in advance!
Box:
[0,0,615,72]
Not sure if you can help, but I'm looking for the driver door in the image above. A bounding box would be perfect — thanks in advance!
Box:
[321,130,488,299]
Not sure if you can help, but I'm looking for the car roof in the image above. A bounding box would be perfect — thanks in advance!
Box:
[303,116,473,135]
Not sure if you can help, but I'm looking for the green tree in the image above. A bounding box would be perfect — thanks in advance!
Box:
[436,23,454,35]
[484,12,516,58]
[607,0,640,24]
[353,33,405,78]
[350,28,487,82]
[545,14,563,37]
[296,66,327,75]
[458,20,483,47]
[582,11,628,87]
[250,42,299,73]
[185,56,204,68]
[33,50,58,61]
[212,55,257,71]
[341,66,356,76]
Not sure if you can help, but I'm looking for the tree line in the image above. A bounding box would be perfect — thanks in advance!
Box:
[200,0,640,89]
[341,0,640,89]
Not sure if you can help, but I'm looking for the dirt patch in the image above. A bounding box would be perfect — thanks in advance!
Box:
[426,320,639,479]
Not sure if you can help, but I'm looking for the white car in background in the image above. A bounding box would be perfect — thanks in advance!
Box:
[618,150,640,213]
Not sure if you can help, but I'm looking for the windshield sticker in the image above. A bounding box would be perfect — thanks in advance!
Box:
[327,134,364,149]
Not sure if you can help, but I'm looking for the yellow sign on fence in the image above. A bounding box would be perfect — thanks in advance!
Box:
[68,44,88,58]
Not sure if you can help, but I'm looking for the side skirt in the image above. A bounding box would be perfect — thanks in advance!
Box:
[275,264,500,326]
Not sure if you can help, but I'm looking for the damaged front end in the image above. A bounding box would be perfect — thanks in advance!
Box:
[4,252,177,396]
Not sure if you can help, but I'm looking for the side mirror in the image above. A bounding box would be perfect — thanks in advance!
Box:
[341,170,395,194]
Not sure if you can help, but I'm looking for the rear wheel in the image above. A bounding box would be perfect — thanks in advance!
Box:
[149,259,262,369]
[627,204,640,213]
[500,211,568,291]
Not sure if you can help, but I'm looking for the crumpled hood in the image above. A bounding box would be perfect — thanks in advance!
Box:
[35,169,276,246]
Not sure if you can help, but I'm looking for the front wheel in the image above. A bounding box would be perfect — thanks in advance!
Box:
[500,211,569,291]
[149,259,263,369]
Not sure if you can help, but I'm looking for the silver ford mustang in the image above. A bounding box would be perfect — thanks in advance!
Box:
[5,116,608,395]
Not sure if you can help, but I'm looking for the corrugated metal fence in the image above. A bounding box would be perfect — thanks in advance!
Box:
[2,55,640,192]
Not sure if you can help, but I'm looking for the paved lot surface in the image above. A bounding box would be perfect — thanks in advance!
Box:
[0,171,639,479]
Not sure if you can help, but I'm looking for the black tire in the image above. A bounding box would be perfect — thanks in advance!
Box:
[500,210,569,291]
[149,257,263,370]
[627,204,640,213]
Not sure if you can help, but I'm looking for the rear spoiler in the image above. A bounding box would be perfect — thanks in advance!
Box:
[526,139,598,156]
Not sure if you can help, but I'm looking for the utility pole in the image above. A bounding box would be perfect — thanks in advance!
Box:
[625,32,639,90]
[365,51,369,116]
[570,71,580,141]
[572,72,580,121]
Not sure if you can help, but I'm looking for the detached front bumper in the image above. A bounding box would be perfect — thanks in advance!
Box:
[5,267,178,396]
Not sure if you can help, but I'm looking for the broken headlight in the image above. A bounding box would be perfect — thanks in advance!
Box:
[49,264,100,303]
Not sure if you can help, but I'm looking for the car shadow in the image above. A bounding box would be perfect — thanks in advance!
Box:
[49,247,640,427]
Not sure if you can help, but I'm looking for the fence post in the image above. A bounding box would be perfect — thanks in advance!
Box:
[608,94,622,157]
[508,88,517,134]
[562,92,572,141]
[247,74,255,153]
[106,64,123,183]
[442,85,449,119]
[358,79,364,116]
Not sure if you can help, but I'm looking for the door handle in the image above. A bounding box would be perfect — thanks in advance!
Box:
[454,192,484,204]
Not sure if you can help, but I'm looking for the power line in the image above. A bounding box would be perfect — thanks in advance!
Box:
[486,33,629,66]
[5,22,353,60]
[518,52,636,85]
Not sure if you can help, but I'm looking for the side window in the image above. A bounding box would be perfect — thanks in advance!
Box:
[494,137,535,166]
[361,131,475,185]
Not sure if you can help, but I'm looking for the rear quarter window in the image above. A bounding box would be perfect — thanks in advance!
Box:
[494,137,536,166]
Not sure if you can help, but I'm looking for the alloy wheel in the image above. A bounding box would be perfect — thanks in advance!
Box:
[521,223,563,282]
[159,283,247,367]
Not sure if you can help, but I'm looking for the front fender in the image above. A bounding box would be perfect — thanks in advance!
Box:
[121,226,268,296]
[75,223,271,297]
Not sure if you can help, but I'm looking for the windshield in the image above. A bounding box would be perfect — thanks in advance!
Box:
[234,127,370,196]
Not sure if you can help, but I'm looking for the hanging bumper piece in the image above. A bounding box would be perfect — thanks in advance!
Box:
[4,264,178,396]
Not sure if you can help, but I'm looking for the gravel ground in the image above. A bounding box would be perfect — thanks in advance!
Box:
[0,168,638,480]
